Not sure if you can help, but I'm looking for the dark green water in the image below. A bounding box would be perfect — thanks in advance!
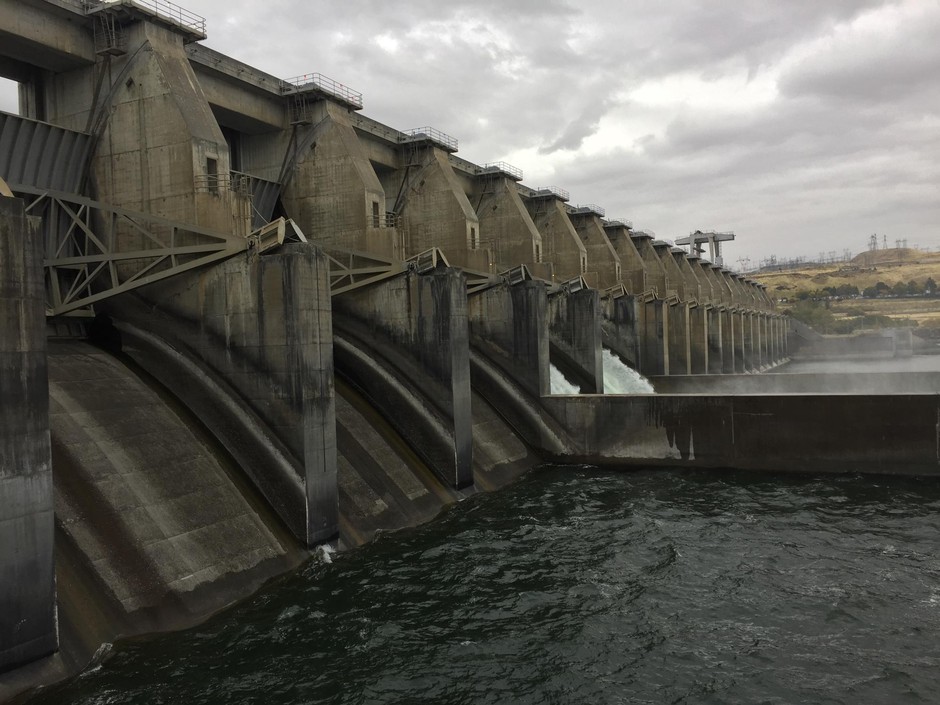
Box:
[30,467,940,704]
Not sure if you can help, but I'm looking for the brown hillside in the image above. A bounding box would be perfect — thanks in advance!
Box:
[751,248,940,329]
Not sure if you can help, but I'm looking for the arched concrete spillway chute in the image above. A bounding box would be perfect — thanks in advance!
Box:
[44,340,307,678]
[330,264,549,494]
[102,242,339,546]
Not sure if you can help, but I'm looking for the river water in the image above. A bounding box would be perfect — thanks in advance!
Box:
[30,466,940,704]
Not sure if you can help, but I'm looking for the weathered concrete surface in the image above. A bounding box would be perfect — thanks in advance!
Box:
[524,195,586,283]
[110,244,338,545]
[0,341,310,702]
[48,342,301,617]
[639,299,667,377]
[466,279,561,483]
[541,393,940,475]
[281,102,398,259]
[468,279,549,398]
[332,267,473,489]
[650,371,936,395]
[548,287,604,393]
[71,21,241,242]
[382,144,484,269]
[604,224,646,294]
[568,212,621,289]
[602,294,641,370]
[471,176,543,273]
[334,381,459,548]
[0,0,93,77]
[0,198,56,673]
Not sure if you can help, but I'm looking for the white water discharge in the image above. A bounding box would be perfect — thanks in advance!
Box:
[550,364,581,395]
[603,349,655,394]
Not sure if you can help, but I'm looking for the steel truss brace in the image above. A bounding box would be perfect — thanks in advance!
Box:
[15,186,247,317]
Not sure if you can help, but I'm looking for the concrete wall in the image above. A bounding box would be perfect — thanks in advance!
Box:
[633,236,667,297]
[111,244,338,545]
[604,225,646,294]
[602,294,641,369]
[467,279,549,398]
[548,287,603,393]
[541,392,940,475]
[0,198,56,672]
[382,144,484,270]
[74,22,240,238]
[331,267,473,488]
[568,212,621,289]
[471,176,543,273]
[524,195,586,283]
[282,103,399,258]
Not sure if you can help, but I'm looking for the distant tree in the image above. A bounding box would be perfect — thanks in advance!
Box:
[926,277,937,295]
[862,286,880,298]
[875,281,890,293]
[892,281,908,297]
[787,300,837,332]
[907,280,922,295]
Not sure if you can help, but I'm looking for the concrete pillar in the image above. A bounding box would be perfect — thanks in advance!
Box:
[602,293,641,370]
[722,308,736,373]
[633,234,667,298]
[567,211,621,290]
[652,242,683,300]
[76,21,245,243]
[736,311,747,372]
[282,103,399,259]
[639,298,667,377]
[743,311,756,371]
[524,193,587,283]
[707,307,723,374]
[472,176,544,274]
[116,245,338,544]
[548,286,603,392]
[468,279,549,398]
[384,142,484,270]
[604,223,646,294]
[667,302,691,376]
[690,304,708,374]
[333,266,473,488]
[0,197,56,670]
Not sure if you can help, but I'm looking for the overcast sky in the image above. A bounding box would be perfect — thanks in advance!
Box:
[2,0,938,268]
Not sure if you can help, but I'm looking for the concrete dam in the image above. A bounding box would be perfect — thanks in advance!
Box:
[2,0,939,698]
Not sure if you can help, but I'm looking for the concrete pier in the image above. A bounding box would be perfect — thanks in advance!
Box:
[332,267,473,489]
[0,198,56,672]
[548,286,604,393]
[112,245,339,545]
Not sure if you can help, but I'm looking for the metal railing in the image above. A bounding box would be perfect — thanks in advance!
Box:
[571,203,606,217]
[407,248,450,274]
[481,161,523,180]
[605,218,633,229]
[85,0,206,36]
[534,186,570,201]
[194,173,230,194]
[401,127,458,152]
[283,73,363,109]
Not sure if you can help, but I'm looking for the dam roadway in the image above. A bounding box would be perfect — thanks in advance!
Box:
[1,0,938,700]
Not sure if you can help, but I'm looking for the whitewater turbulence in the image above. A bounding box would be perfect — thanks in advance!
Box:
[550,364,581,394]
[603,349,655,394]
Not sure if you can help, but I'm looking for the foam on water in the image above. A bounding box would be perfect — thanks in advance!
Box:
[602,348,654,394]
[550,364,581,394]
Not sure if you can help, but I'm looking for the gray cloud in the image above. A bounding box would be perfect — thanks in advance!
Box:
[3,0,937,266]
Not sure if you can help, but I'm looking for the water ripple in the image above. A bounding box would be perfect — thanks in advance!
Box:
[28,466,940,705]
